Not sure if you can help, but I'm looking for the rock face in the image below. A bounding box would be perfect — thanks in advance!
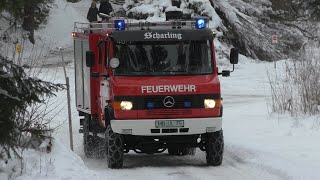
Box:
[121,0,319,61]
[211,0,302,61]
[211,0,319,61]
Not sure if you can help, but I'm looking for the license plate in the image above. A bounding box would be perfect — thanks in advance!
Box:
[155,120,184,128]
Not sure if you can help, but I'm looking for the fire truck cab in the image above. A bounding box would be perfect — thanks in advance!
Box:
[73,13,238,169]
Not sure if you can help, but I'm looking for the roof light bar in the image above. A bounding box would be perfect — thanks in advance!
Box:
[114,20,125,31]
[195,18,206,29]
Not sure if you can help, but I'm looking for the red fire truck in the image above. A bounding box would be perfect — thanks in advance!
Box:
[73,13,238,169]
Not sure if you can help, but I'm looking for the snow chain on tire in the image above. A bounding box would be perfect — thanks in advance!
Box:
[83,114,94,158]
[105,125,124,169]
[206,130,224,166]
[83,114,106,159]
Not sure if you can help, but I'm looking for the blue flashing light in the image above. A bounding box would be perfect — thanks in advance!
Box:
[114,20,125,31]
[195,18,206,29]
[147,102,155,109]
[184,101,192,107]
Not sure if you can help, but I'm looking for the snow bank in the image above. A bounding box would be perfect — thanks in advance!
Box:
[0,140,95,180]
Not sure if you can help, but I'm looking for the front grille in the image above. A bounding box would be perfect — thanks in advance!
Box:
[144,96,194,109]
[150,128,189,134]
[162,129,178,133]
[180,128,189,133]
[151,129,160,133]
[146,109,192,116]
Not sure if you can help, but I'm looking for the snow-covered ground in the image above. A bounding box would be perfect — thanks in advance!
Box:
[1,0,320,179]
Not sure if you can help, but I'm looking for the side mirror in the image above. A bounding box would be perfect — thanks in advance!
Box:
[86,51,95,67]
[221,70,230,77]
[230,48,239,64]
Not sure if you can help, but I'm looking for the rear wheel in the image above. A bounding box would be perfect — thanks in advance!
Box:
[83,114,94,158]
[105,125,124,169]
[83,114,105,158]
[205,130,224,166]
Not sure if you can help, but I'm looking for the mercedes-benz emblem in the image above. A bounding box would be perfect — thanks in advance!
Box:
[163,96,175,108]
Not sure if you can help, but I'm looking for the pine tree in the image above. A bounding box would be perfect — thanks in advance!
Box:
[0,0,54,44]
[0,55,64,157]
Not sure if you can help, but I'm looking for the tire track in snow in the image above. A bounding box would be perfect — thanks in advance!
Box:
[81,145,289,180]
[224,146,292,180]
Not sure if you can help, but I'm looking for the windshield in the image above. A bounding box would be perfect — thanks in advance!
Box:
[113,40,213,76]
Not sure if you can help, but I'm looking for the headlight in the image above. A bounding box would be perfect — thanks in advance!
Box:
[120,101,133,110]
[204,99,216,108]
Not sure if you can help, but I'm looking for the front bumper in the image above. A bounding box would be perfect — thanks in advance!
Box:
[110,117,222,136]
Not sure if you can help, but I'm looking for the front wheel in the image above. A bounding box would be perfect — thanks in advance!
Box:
[105,125,124,169]
[205,130,224,166]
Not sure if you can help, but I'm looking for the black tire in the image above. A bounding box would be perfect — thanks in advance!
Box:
[206,130,224,166]
[168,147,196,156]
[105,125,124,169]
[83,114,106,158]
[83,114,94,158]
